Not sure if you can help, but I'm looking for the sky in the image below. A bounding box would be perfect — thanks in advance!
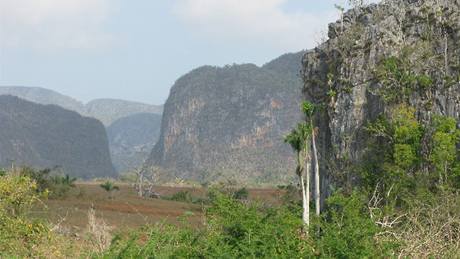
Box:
[0,0,379,105]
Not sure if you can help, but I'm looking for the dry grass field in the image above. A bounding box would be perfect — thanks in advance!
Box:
[29,183,285,235]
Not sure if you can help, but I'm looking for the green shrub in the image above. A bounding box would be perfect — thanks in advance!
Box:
[164,190,208,204]
[104,189,406,258]
[232,187,249,200]
[168,190,193,203]
[18,167,76,198]
[317,191,395,258]
[103,191,315,258]
[0,173,50,257]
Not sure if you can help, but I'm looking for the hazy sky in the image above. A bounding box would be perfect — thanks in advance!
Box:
[0,0,378,105]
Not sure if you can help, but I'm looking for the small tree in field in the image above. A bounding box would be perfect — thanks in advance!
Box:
[100,181,119,199]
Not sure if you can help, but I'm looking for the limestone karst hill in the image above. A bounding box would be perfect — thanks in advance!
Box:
[0,86,163,174]
[144,52,306,184]
[0,95,115,178]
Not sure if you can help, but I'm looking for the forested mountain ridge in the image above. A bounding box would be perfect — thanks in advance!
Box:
[302,0,460,196]
[0,95,115,178]
[145,51,305,184]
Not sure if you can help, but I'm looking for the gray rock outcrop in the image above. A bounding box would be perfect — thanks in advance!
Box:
[302,0,460,194]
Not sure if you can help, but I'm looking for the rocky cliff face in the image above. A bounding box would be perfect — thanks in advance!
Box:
[107,113,162,173]
[0,95,115,178]
[145,52,305,184]
[301,0,460,194]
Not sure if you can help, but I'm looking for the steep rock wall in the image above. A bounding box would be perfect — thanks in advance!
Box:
[145,52,305,184]
[302,0,460,194]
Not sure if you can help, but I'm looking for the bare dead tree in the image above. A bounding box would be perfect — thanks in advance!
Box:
[135,167,160,199]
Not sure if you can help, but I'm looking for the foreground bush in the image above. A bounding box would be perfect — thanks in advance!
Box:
[317,192,395,258]
[102,189,399,258]
[103,191,313,258]
[0,173,50,256]
[0,170,101,258]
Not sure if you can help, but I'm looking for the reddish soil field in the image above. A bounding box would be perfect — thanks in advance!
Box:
[30,183,283,234]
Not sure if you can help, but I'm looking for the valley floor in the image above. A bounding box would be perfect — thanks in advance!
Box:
[30,183,284,234]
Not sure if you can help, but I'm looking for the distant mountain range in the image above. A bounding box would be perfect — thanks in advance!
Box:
[0,86,163,174]
[0,86,85,114]
[0,86,163,126]
[145,51,305,184]
[0,95,115,178]
[86,99,163,126]
[1,51,306,183]
[107,113,162,173]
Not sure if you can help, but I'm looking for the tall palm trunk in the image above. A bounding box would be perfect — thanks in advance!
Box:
[300,173,309,228]
[312,128,320,216]
[302,147,311,231]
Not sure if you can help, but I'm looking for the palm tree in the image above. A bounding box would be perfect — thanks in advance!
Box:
[100,181,120,199]
[285,101,321,231]
[303,101,321,216]
[285,122,312,229]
